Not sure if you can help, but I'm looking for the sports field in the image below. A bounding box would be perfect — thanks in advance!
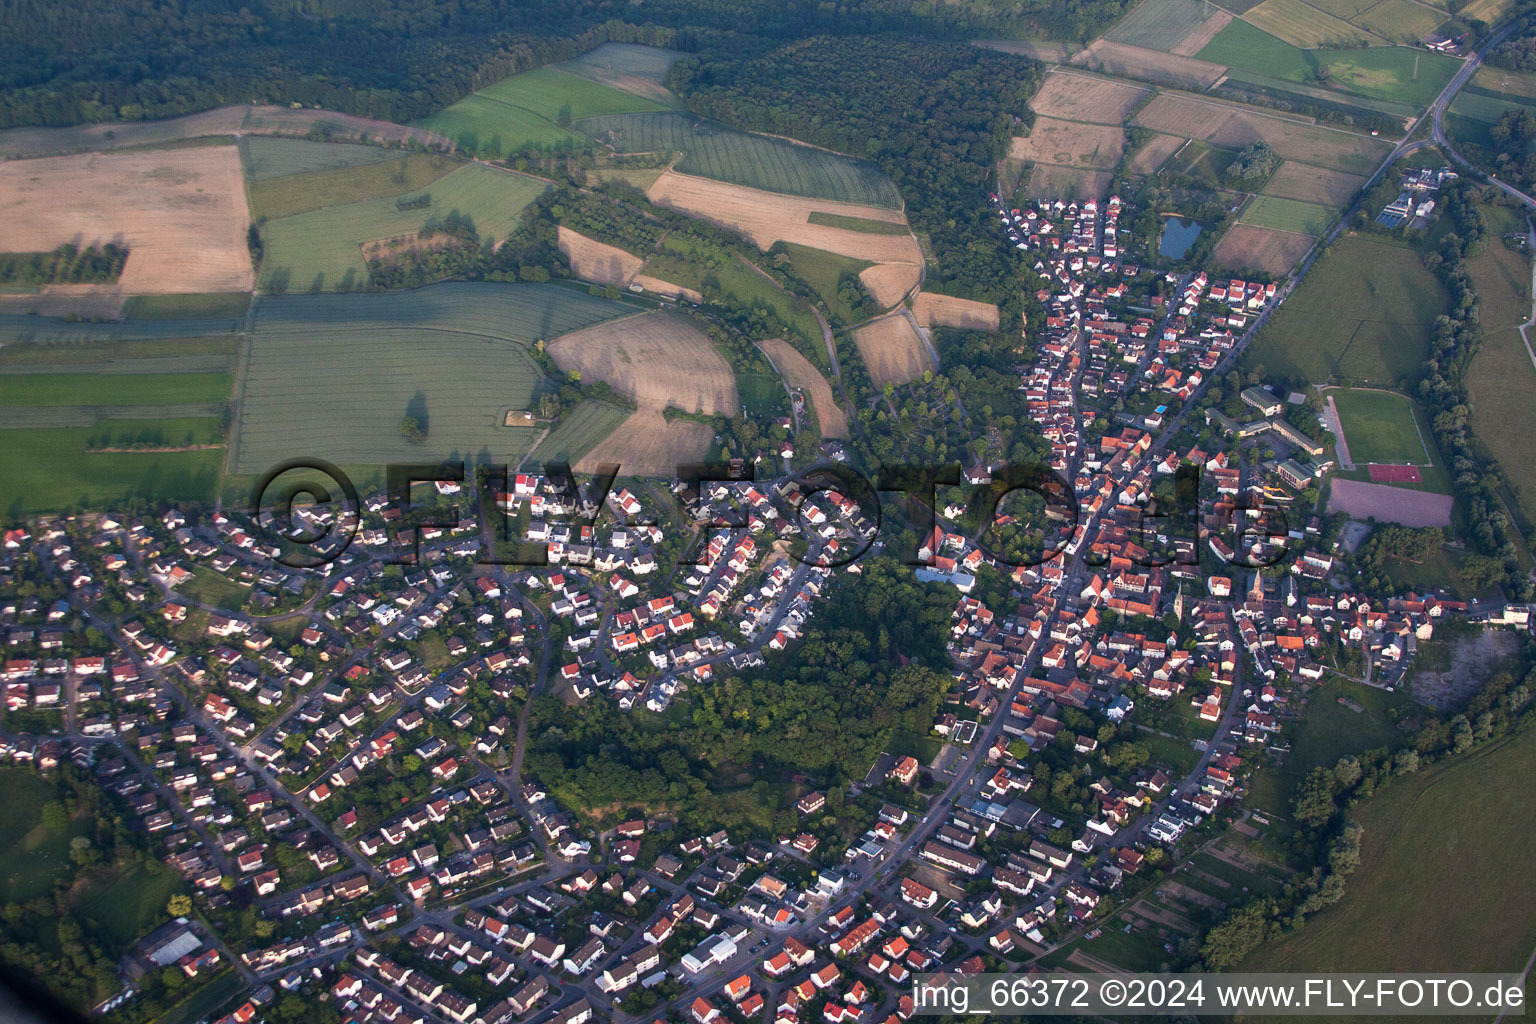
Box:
[1329,388,1432,465]
[1243,235,1446,384]
[420,66,668,156]
[229,283,631,475]
[1465,205,1536,526]
[1246,731,1536,977]
[579,111,901,208]
[1240,195,1337,235]
[257,164,548,292]
[1198,19,1459,107]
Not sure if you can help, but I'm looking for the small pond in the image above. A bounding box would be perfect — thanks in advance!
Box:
[1159,217,1203,260]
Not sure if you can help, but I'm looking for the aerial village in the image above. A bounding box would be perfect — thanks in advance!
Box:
[1,188,1529,1024]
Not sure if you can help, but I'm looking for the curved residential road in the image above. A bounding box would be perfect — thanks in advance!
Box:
[1429,23,1536,208]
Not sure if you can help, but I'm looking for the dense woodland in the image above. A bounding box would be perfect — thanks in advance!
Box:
[0,0,1123,130]
[524,557,958,829]
[671,37,1041,307]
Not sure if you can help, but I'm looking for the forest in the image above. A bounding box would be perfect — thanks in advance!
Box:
[522,557,959,829]
[0,0,1124,130]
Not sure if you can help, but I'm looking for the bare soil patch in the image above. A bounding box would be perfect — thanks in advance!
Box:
[1026,164,1116,202]
[1262,161,1367,207]
[0,284,128,319]
[547,311,738,416]
[1327,478,1452,526]
[1029,73,1149,125]
[1011,117,1126,169]
[851,312,933,387]
[0,147,254,299]
[1161,880,1228,911]
[1211,223,1315,276]
[558,225,644,287]
[858,263,921,310]
[630,274,703,303]
[576,407,712,478]
[646,170,920,264]
[1071,40,1227,89]
[760,338,847,438]
[1171,9,1234,54]
[912,292,1000,332]
[1128,134,1188,175]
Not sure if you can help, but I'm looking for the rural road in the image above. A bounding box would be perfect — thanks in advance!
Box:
[1428,22,1536,209]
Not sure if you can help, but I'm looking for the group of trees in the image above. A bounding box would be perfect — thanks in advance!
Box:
[0,243,128,286]
[1223,142,1280,186]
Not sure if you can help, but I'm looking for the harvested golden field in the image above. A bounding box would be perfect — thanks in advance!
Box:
[859,263,921,309]
[1211,223,1314,276]
[1029,73,1149,125]
[1245,0,1377,46]
[852,312,934,387]
[558,226,644,287]
[1133,94,1389,175]
[912,292,1000,332]
[1026,164,1116,201]
[547,311,738,415]
[576,407,713,477]
[646,170,920,264]
[1011,117,1125,169]
[1171,10,1233,55]
[760,338,848,438]
[631,274,703,303]
[1072,40,1227,89]
[0,147,254,296]
[1262,162,1367,206]
[1128,134,1188,175]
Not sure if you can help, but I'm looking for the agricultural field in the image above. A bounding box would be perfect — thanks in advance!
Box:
[558,226,645,288]
[1025,164,1116,201]
[858,263,922,310]
[1465,207,1536,526]
[246,153,460,221]
[1460,0,1514,21]
[1243,0,1377,47]
[759,338,848,438]
[1198,19,1459,107]
[1127,134,1188,175]
[241,136,396,181]
[774,242,873,326]
[805,212,910,235]
[1105,0,1225,52]
[0,372,231,407]
[545,311,739,416]
[1447,88,1536,132]
[851,312,934,387]
[1246,732,1536,978]
[420,66,668,157]
[256,163,548,292]
[0,146,254,302]
[1329,388,1433,464]
[1240,194,1337,235]
[1244,235,1445,384]
[1162,139,1237,186]
[122,293,251,320]
[1470,65,1536,102]
[1353,0,1450,43]
[1261,161,1367,206]
[527,400,632,466]
[1070,39,1228,90]
[575,407,713,477]
[555,43,683,103]
[229,283,630,476]
[581,111,902,208]
[912,292,1001,332]
[1133,93,1391,175]
[1010,117,1126,169]
[1028,72,1149,125]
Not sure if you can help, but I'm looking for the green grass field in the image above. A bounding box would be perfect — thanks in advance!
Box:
[1241,195,1337,235]
[1331,388,1432,464]
[736,372,790,418]
[121,293,250,321]
[257,163,548,292]
[1244,235,1446,385]
[0,336,237,376]
[1245,731,1536,978]
[420,66,668,157]
[242,136,397,181]
[1106,0,1223,49]
[1199,19,1458,107]
[1466,206,1536,527]
[1244,0,1377,47]
[72,861,181,949]
[247,152,462,221]
[1353,0,1450,42]
[1162,140,1237,187]
[179,567,252,611]
[775,242,873,325]
[1449,89,1536,124]
[558,43,683,89]
[527,399,631,465]
[805,212,909,235]
[230,283,630,475]
[0,770,89,904]
[0,372,231,408]
[576,111,902,208]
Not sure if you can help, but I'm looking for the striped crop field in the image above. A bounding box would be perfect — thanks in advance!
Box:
[229,283,632,475]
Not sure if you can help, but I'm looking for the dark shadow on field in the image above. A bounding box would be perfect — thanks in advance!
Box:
[406,391,430,434]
